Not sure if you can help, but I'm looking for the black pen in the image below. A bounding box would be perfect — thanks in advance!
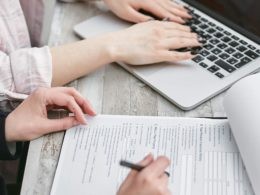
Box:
[120,160,170,177]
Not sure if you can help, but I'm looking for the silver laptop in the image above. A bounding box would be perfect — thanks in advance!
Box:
[74,0,260,110]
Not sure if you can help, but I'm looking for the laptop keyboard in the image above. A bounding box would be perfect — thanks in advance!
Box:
[187,11,260,79]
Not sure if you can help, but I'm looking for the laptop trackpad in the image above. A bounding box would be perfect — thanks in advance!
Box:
[131,61,197,77]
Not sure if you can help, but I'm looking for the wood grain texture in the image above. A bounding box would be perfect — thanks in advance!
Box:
[21,1,226,194]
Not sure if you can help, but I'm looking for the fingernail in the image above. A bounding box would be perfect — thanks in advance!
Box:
[147,17,155,22]
[73,120,79,126]
[145,153,153,160]
[162,17,170,22]
[198,37,207,44]
[184,5,191,10]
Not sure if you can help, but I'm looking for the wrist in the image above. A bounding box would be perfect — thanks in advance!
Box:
[100,33,124,63]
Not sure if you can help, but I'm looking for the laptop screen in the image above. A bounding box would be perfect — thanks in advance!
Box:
[187,0,260,42]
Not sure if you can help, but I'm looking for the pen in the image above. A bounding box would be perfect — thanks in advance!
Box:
[120,160,170,177]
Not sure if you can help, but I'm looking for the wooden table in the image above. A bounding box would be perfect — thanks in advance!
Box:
[20,1,226,194]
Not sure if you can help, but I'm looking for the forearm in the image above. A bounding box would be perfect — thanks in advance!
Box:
[50,36,116,86]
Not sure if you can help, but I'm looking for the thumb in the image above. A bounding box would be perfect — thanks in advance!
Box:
[43,117,80,134]
[126,7,154,23]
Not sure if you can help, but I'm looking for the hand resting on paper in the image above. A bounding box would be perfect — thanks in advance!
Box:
[117,154,171,195]
[5,87,96,142]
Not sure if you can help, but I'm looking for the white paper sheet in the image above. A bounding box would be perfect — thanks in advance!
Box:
[225,73,260,195]
[51,115,254,195]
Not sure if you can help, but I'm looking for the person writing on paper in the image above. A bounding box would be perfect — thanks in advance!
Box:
[0,0,201,101]
[0,87,170,195]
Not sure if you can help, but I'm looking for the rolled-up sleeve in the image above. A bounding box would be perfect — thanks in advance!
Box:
[0,46,52,100]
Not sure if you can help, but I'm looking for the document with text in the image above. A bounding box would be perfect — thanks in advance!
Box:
[51,115,254,195]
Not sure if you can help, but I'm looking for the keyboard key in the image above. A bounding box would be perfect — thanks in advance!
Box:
[248,45,256,50]
[214,32,224,38]
[210,39,220,45]
[208,65,220,73]
[227,57,238,65]
[192,13,200,19]
[233,52,244,59]
[189,19,201,25]
[212,48,222,55]
[229,41,239,47]
[239,40,248,45]
[192,55,204,63]
[231,35,239,40]
[201,17,208,22]
[190,26,198,33]
[221,36,232,43]
[215,72,224,78]
[199,62,208,68]
[199,24,209,29]
[216,26,223,31]
[237,46,247,52]
[245,50,259,59]
[235,57,252,68]
[225,47,236,54]
[224,31,231,35]
[217,43,228,49]
[204,34,212,40]
[215,59,236,73]
[219,53,230,60]
[197,30,206,37]
[200,50,210,57]
[208,22,216,27]
[204,44,214,50]
[207,28,216,33]
[207,55,218,62]
[256,49,260,54]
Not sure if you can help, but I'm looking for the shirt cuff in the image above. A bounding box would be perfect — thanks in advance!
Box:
[9,46,52,95]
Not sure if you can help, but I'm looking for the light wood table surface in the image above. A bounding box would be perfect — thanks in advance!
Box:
[21,1,226,194]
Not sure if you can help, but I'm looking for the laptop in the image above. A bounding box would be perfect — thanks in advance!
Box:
[74,0,260,110]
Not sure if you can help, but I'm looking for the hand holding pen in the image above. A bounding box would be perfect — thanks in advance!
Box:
[117,154,171,195]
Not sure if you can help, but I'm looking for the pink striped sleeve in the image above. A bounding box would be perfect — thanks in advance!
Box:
[0,46,52,100]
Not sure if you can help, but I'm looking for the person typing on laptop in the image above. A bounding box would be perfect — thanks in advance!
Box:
[0,0,202,102]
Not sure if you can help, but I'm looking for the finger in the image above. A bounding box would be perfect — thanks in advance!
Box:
[42,116,80,133]
[158,50,194,62]
[169,1,187,11]
[161,37,201,49]
[47,92,86,124]
[141,2,185,23]
[124,154,154,180]
[160,1,192,19]
[165,30,197,39]
[59,87,96,116]
[126,7,154,23]
[162,22,191,32]
[141,156,170,178]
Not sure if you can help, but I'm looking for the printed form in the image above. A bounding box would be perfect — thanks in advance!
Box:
[51,115,254,195]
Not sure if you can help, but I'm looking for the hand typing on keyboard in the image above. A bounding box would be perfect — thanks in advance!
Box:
[103,0,192,23]
[106,20,202,65]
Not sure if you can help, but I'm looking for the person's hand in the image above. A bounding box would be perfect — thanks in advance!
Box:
[117,154,171,195]
[103,0,191,23]
[5,87,96,142]
[107,20,201,65]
